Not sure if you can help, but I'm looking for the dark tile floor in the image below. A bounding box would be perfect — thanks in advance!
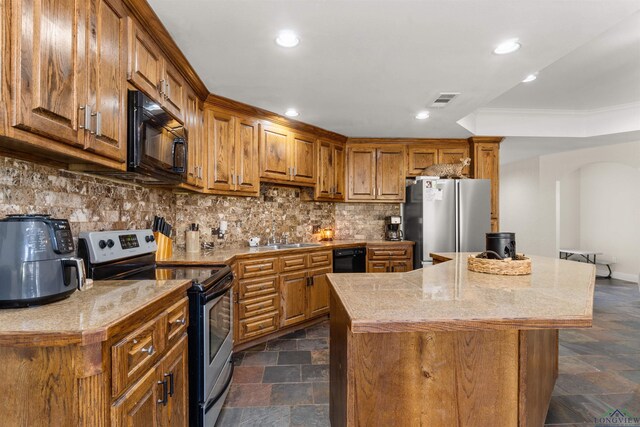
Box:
[217,278,640,426]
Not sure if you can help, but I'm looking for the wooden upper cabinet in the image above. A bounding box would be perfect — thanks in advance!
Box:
[291,133,316,184]
[235,117,260,195]
[347,146,376,200]
[376,147,405,200]
[347,145,405,202]
[127,18,186,122]
[315,139,345,201]
[205,107,259,196]
[334,144,345,199]
[406,146,437,177]
[85,0,128,162]
[259,125,317,186]
[438,147,470,175]
[12,0,87,147]
[162,59,186,122]
[207,110,235,191]
[128,17,163,102]
[473,142,500,220]
[185,90,204,187]
[260,124,290,181]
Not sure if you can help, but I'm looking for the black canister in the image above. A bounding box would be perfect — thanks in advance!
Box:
[486,232,516,259]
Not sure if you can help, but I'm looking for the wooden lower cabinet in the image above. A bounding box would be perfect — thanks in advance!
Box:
[113,334,188,427]
[280,271,308,327]
[307,267,331,317]
[366,243,414,272]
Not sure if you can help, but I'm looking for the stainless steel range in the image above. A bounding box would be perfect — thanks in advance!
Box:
[77,228,234,426]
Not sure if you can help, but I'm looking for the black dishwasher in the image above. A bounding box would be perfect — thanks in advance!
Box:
[333,247,366,273]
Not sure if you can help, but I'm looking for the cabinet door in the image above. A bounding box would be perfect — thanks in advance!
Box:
[12,0,87,147]
[347,146,376,200]
[407,146,437,177]
[438,147,470,176]
[260,124,290,181]
[474,143,499,219]
[206,110,235,191]
[389,260,411,272]
[235,117,260,195]
[161,335,189,427]
[85,0,127,162]
[367,261,388,273]
[279,271,307,327]
[307,267,331,318]
[112,366,162,427]
[376,147,405,201]
[127,18,162,102]
[316,140,334,199]
[162,59,186,122]
[333,144,345,200]
[185,90,200,186]
[291,133,316,184]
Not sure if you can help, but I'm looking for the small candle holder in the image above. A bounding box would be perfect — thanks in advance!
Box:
[320,228,334,241]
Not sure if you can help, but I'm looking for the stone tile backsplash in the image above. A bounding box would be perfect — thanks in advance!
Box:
[0,156,397,248]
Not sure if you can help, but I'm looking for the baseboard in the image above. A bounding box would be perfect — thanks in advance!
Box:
[610,271,640,284]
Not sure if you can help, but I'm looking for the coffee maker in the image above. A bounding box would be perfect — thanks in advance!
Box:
[385,216,404,241]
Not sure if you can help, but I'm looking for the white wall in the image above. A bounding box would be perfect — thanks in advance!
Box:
[559,170,581,249]
[501,140,640,282]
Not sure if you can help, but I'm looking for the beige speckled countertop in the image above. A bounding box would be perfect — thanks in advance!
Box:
[157,240,414,265]
[0,279,191,346]
[327,252,595,333]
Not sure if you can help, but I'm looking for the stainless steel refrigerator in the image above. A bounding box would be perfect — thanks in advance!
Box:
[402,179,491,268]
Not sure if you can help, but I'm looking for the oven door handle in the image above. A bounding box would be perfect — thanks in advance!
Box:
[204,274,234,303]
[205,359,234,413]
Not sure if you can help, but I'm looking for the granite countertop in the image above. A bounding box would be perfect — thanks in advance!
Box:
[0,279,192,346]
[327,252,596,333]
[157,239,415,265]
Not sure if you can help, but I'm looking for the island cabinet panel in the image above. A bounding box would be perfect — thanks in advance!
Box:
[11,0,87,147]
[330,306,521,427]
[85,0,128,162]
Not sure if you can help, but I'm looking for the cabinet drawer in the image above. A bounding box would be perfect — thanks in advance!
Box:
[238,294,279,319]
[368,246,412,260]
[165,298,188,347]
[367,261,389,273]
[112,314,166,397]
[280,254,308,272]
[237,257,278,278]
[239,275,278,299]
[239,311,278,341]
[308,250,332,268]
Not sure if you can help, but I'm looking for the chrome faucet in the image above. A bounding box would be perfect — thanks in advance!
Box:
[268,218,277,245]
[281,232,289,244]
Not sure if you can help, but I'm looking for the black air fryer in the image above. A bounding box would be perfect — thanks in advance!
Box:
[485,232,516,259]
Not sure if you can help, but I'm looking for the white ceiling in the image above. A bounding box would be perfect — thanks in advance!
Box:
[149,0,640,162]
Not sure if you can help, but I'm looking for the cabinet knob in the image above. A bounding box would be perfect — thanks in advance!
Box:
[140,345,154,355]
[173,318,186,325]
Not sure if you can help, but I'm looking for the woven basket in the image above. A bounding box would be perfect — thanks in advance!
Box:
[467,254,531,276]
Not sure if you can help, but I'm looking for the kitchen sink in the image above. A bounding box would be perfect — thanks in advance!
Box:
[258,243,321,250]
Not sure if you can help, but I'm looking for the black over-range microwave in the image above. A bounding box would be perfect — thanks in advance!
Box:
[127,90,187,184]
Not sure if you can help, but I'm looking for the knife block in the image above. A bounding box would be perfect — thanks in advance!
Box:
[154,232,173,260]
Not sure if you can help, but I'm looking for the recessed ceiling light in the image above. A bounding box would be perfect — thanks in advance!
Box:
[415,111,430,120]
[522,74,537,83]
[493,38,521,55]
[276,30,299,48]
[285,108,299,117]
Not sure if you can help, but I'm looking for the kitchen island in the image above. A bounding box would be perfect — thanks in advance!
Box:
[327,253,595,427]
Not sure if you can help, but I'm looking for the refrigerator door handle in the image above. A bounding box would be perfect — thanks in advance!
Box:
[454,180,460,253]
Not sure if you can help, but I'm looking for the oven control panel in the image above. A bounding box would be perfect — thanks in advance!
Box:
[78,229,157,264]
